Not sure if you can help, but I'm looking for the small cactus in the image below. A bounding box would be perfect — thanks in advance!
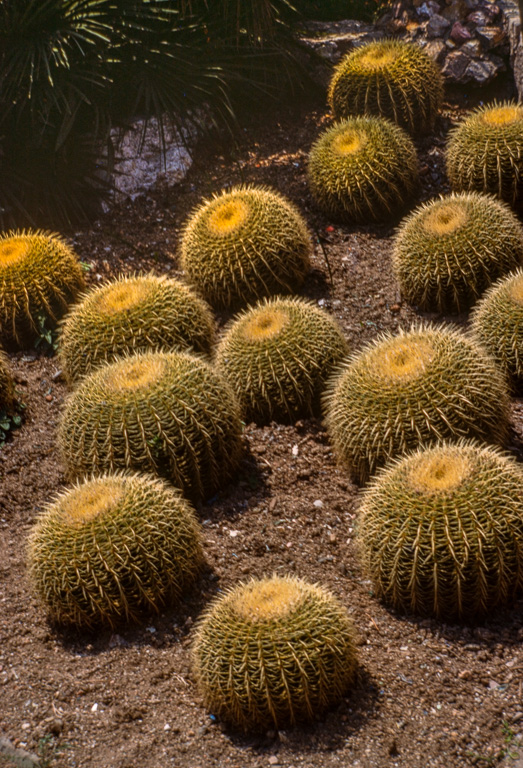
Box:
[191,575,358,731]
[216,297,349,424]
[59,274,215,383]
[323,325,510,484]
[180,185,312,310]
[27,472,203,628]
[0,229,85,348]
[392,192,523,312]
[58,350,243,500]
[307,116,419,224]
[328,39,443,135]
[358,441,523,620]
[446,101,523,212]
[471,267,523,388]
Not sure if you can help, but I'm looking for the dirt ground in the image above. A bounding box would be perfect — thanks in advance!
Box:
[2,73,523,768]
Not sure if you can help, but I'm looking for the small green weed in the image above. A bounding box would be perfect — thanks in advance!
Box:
[34,313,59,355]
[467,720,520,766]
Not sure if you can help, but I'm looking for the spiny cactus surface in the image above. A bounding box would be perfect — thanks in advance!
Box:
[59,274,215,383]
[328,39,443,135]
[358,441,523,620]
[28,472,203,628]
[0,229,85,348]
[446,101,523,211]
[307,116,419,224]
[180,185,312,310]
[323,325,509,484]
[471,267,523,387]
[58,350,243,500]
[191,575,358,731]
[216,297,349,424]
[0,349,14,415]
[392,192,523,312]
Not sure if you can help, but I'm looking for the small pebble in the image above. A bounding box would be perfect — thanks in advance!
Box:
[313,499,323,509]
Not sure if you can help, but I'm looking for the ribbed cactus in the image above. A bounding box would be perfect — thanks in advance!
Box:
[216,297,349,424]
[392,193,523,312]
[358,441,523,620]
[328,39,443,135]
[446,101,523,212]
[307,116,419,224]
[323,325,510,484]
[191,575,358,731]
[0,349,14,415]
[471,267,523,388]
[0,229,85,348]
[180,185,312,310]
[28,472,203,628]
[59,274,215,383]
[58,350,243,500]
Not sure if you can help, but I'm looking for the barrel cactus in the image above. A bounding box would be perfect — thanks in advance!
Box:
[471,267,523,388]
[0,349,14,415]
[323,325,510,484]
[28,472,203,628]
[392,192,523,312]
[358,441,523,620]
[191,575,358,731]
[0,229,85,348]
[216,297,348,424]
[328,39,443,135]
[180,185,312,310]
[307,116,419,224]
[58,350,243,500]
[446,101,523,212]
[59,274,215,383]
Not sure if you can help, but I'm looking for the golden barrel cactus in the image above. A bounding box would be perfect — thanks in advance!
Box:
[446,101,523,212]
[180,185,312,310]
[191,575,358,731]
[307,116,419,224]
[216,297,349,424]
[58,350,243,500]
[0,229,85,347]
[28,472,203,628]
[358,441,523,620]
[471,267,523,388]
[323,325,510,484]
[392,193,523,312]
[328,39,443,135]
[59,274,215,383]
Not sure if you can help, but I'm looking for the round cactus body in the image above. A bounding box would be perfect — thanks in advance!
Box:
[471,267,523,387]
[180,185,312,310]
[216,297,349,424]
[28,472,203,628]
[59,274,215,383]
[358,441,523,620]
[0,350,14,415]
[191,575,358,731]
[307,116,419,224]
[392,193,523,312]
[58,350,243,500]
[0,230,85,347]
[328,39,443,135]
[446,101,523,211]
[323,325,510,484]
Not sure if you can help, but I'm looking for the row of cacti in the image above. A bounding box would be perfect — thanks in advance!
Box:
[3,35,523,738]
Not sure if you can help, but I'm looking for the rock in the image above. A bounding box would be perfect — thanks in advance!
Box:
[500,0,523,99]
[441,49,471,80]
[475,25,506,49]
[423,38,448,62]
[449,20,473,41]
[460,39,482,55]
[427,13,451,35]
[463,54,502,82]
[299,19,383,66]
[0,736,40,768]
[108,116,198,204]
[417,0,442,17]
[442,0,469,21]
